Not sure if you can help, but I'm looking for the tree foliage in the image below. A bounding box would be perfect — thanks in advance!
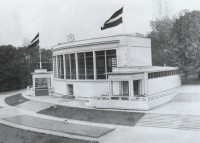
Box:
[0,45,52,92]
[147,17,174,66]
[149,10,200,78]
[169,11,200,77]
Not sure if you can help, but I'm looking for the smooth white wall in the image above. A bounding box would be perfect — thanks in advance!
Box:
[147,75,181,95]
[53,80,109,97]
[117,46,152,67]
[117,36,152,67]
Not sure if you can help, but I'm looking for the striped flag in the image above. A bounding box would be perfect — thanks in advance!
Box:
[28,33,39,48]
[101,7,123,30]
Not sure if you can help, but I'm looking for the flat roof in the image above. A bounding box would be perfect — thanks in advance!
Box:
[52,34,150,51]
[108,66,179,74]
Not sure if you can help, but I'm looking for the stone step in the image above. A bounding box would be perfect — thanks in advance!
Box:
[35,90,49,96]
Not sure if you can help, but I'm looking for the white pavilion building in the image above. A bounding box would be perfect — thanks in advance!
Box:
[28,34,181,110]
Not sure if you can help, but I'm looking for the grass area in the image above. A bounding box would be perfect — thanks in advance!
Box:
[4,115,113,138]
[39,105,145,126]
[5,93,29,106]
[0,123,96,143]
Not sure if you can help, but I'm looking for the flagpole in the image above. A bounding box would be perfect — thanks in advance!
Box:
[123,3,126,46]
[39,47,42,69]
[38,32,42,69]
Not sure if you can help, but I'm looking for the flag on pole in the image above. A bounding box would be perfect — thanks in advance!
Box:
[28,33,39,48]
[101,7,123,30]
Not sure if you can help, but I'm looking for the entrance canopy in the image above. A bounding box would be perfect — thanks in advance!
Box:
[107,66,151,99]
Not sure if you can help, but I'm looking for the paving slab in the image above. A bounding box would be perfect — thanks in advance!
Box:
[100,126,200,143]
[0,108,25,118]
[15,100,54,112]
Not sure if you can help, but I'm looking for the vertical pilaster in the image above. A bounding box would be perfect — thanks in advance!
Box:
[129,80,133,100]
[47,78,50,96]
[56,56,58,78]
[109,81,113,97]
[33,77,35,89]
[33,77,36,97]
[144,73,148,95]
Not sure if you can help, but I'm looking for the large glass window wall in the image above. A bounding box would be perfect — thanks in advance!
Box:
[55,49,116,80]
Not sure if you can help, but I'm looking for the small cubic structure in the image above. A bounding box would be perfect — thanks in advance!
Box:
[28,69,52,96]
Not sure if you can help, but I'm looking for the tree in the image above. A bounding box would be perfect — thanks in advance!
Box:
[0,45,20,91]
[169,10,200,78]
[0,44,52,92]
[147,17,174,66]
[22,38,31,47]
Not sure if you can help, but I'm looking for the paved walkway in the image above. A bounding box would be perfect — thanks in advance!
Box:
[0,91,114,142]
[2,85,200,143]
[23,93,87,108]
[15,100,54,112]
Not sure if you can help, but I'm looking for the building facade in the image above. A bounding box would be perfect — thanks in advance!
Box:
[51,34,181,110]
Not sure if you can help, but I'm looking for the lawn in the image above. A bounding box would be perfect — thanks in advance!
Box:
[4,115,113,138]
[5,93,29,106]
[39,105,145,126]
[0,123,97,143]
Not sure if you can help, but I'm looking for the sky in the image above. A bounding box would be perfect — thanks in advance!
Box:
[1,0,200,49]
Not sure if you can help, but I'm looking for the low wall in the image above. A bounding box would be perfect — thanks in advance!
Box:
[52,79,111,98]
[89,88,178,110]
[91,100,148,110]
[147,75,181,95]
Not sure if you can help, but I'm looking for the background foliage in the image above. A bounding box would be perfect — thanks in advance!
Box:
[148,10,200,78]
[0,45,52,92]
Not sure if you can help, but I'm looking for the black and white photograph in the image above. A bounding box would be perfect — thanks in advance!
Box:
[1,0,200,142]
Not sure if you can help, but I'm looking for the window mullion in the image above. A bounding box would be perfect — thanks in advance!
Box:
[69,54,72,79]
[84,52,87,79]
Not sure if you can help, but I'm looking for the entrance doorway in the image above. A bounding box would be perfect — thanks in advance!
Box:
[35,78,49,96]
[67,84,74,95]
[121,81,129,96]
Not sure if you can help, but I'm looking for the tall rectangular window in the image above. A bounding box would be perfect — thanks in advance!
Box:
[96,51,106,79]
[70,53,76,79]
[65,54,70,79]
[53,56,57,78]
[78,53,85,79]
[96,49,116,79]
[57,55,64,79]
[106,50,116,73]
[86,52,94,79]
